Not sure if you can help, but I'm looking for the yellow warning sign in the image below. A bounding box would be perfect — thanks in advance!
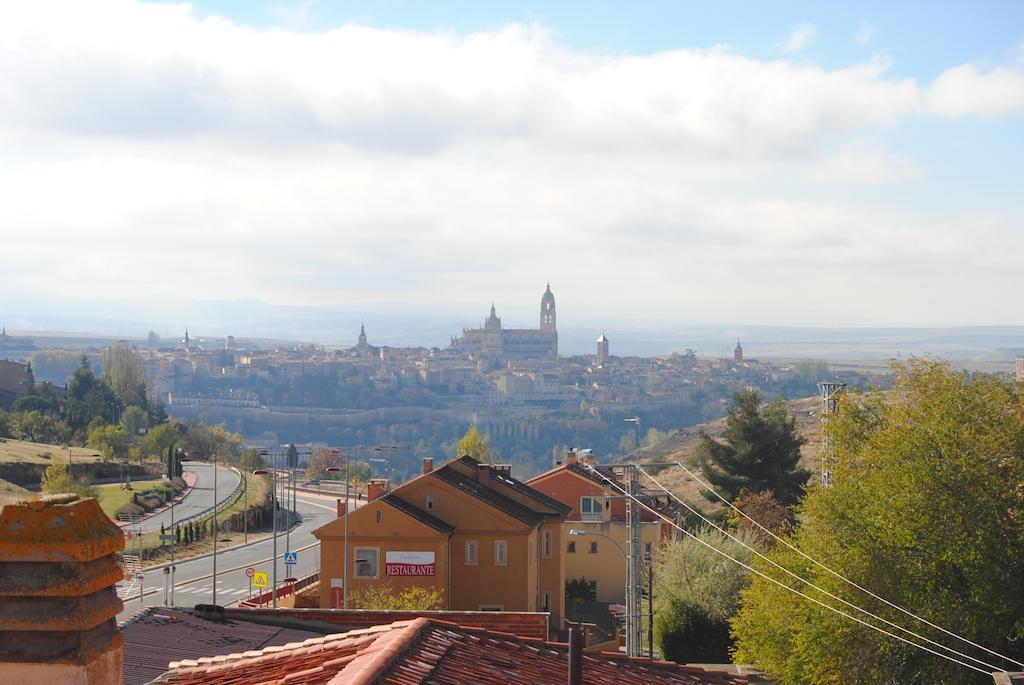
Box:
[253,572,268,588]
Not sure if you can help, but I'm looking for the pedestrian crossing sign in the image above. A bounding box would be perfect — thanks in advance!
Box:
[284,551,298,565]
[253,572,268,589]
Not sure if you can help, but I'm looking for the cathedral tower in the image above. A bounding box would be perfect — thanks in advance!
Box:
[540,283,556,333]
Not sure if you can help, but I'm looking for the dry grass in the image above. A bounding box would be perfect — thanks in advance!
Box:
[0,438,105,464]
[0,478,34,506]
[629,396,823,514]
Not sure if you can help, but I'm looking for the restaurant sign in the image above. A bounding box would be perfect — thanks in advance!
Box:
[385,551,436,576]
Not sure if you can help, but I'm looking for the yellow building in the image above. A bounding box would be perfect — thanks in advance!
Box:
[314,457,570,622]
[528,455,664,605]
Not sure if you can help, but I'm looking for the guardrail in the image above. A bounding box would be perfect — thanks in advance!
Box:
[172,466,246,529]
[239,570,319,607]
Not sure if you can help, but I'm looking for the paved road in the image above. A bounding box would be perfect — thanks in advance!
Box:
[117,489,352,621]
[134,462,241,534]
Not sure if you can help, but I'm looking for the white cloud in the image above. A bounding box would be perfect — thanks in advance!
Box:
[778,23,818,53]
[0,1,1021,327]
[810,136,923,185]
[928,63,1024,117]
[853,22,876,46]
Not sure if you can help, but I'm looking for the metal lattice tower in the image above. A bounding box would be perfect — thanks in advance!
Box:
[817,382,847,487]
[624,464,643,656]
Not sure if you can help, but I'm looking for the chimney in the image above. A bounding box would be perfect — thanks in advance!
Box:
[493,464,512,478]
[337,499,347,518]
[367,479,389,501]
[566,450,578,466]
[476,463,490,488]
[567,626,583,685]
[422,457,433,475]
[0,494,125,685]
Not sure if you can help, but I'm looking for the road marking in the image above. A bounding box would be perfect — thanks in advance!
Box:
[295,495,342,513]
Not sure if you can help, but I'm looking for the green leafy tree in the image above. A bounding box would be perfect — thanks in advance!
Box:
[180,422,243,463]
[87,423,127,461]
[64,357,119,433]
[121,405,149,444]
[653,526,760,663]
[305,447,344,478]
[731,360,1024,684]
[565,576,596,601]
[146,422,180,470]
[40,460,94,497]
[456,425,493,463]
[695,389,808,504]
[9,410,71,444]
[239,449,266,472]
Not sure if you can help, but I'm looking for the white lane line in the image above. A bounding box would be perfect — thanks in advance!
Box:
[295,496,342,513]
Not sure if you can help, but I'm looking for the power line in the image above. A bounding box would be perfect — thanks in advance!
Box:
[583,464,997,677]
[635,466,1003,672]
[659,458,1024,670]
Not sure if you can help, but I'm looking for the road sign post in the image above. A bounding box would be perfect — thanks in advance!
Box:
[284,551,297,566]
[253,571,268,607]
[245,567,255,601]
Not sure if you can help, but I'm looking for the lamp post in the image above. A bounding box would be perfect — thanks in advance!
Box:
[569,528,644,656]
[325,454,349,608]
[212,456,218,606]
[256,445,280,607]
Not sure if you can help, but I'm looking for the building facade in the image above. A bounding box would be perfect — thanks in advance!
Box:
[452,285,558,362]
[314,457,570,622]
[527,451,664,606]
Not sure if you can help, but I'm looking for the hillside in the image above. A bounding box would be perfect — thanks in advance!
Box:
[623,396,822,514]
[0,477,33,506]
[0,438,105,464]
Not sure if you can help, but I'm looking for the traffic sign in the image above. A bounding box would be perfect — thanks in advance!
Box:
[245,567,255,578]
[253,572,268,588]
[283,551,298,565]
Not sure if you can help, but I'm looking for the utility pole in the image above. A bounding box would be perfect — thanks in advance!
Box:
[212,458,218,606]
[625,463,643,656]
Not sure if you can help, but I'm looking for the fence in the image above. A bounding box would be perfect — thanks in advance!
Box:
[238,570,319,607]
[564,598,616,636]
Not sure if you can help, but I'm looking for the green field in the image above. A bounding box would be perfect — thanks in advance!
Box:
[94,479,176,520]
[0,438,105,464]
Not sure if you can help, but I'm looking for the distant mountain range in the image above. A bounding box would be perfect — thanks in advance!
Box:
[2,292,1024,361]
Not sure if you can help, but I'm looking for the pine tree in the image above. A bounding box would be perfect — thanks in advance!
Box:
[695,389,808,504]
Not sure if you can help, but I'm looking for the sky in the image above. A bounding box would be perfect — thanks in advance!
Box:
[1,0,1023,332]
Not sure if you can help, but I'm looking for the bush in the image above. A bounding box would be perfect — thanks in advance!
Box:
[656,598,732,664]
[116,502,144,518]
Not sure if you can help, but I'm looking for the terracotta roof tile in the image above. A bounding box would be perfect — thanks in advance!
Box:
[151,618,746,685]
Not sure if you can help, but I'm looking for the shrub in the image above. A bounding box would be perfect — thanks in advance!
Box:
[656,598,732,664]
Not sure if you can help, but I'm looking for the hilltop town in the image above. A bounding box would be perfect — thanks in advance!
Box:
[10,285,870,477]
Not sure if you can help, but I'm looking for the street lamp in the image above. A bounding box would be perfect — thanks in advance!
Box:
[324,448,350,607]
[256,446,280,607]
[568,528,650,656]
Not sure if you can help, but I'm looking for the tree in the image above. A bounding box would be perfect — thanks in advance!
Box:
[286,443,299,469]
[101,344,147,408]
[456,425,493,463]
[146,422,180,468]
[40,460,94,497]
[121,405,149,444]
[565,576,596,601]
[87,423,127,461]
[9,411,71,444]
[653,525,761,663]
[726,489,795,547]
[694,389,808,504]
[731,361,1024,684]
[305,447,344,479]
[64,357,119,433]
[180,422,243,463]
[239,449,265,473]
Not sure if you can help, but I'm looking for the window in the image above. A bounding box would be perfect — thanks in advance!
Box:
[354,548,378,578]
[542,591,550,611]
[426,495,434,510]
[375,511,382,524]
[580,496,603,521]
[566,541,576,553]
[542,531,552,557]
[589,541,598,554]
[494,540,508,566]
[465,540,478,565]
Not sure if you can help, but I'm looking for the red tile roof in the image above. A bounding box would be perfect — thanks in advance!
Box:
[152,618,747,685]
